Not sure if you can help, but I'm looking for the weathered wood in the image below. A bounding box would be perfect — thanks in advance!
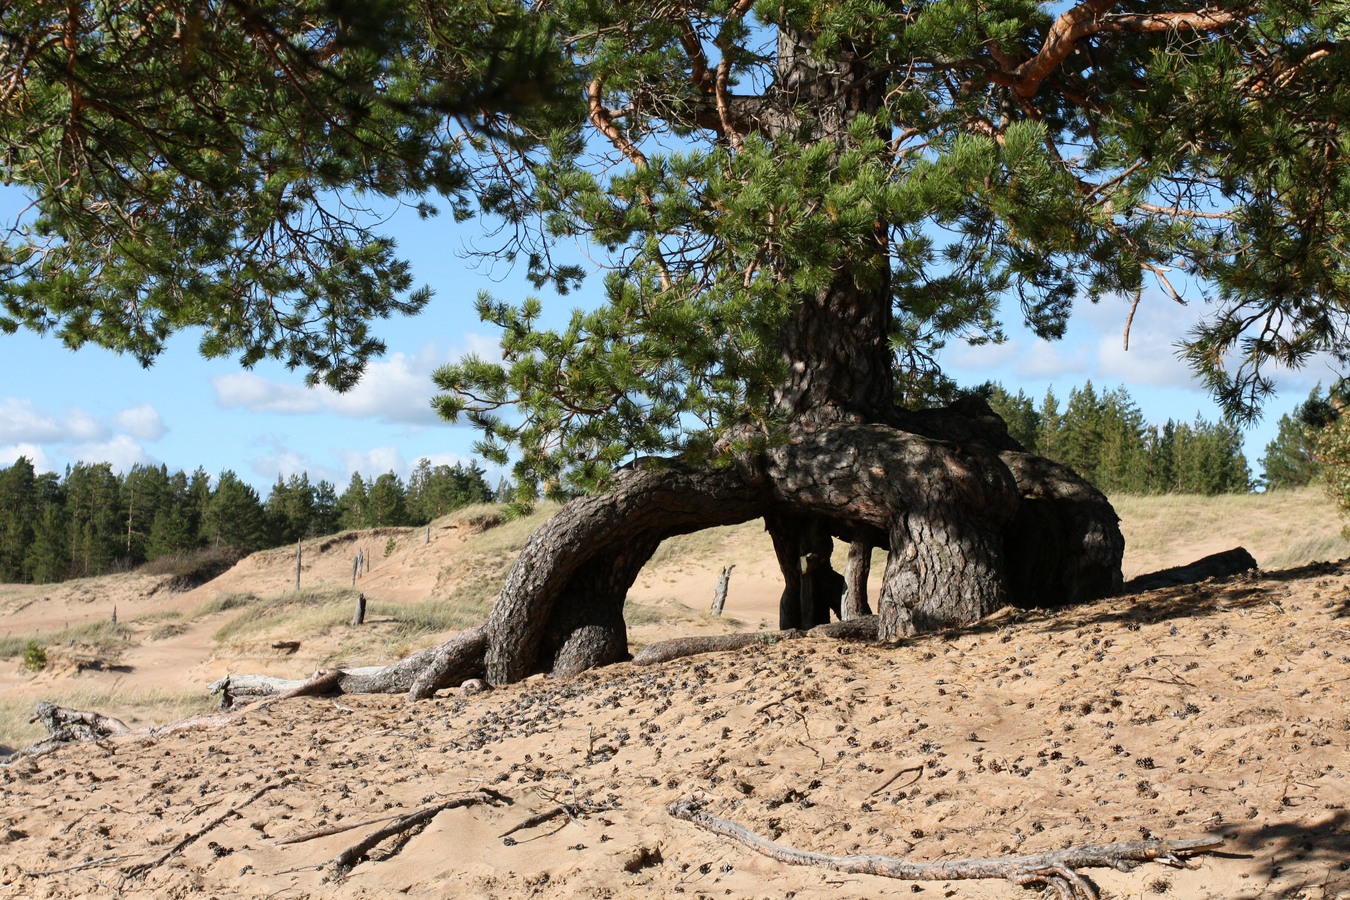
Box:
[669,797,1223,900]
[1124,546,1258,593]
[843,539,872,619]
[711,564,735,616]
[351,592,367,626]
[632,631,805,667]
[29,701,130,743]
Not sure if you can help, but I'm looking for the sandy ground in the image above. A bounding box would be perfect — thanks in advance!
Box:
[1,564,1349,899]
[1,500,1349,898]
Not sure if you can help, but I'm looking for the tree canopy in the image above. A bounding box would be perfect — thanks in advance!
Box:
[3,2,1349,503]
[7,1,1350,674]
[0,0,575,389]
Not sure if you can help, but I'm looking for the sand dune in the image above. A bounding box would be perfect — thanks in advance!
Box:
[1,492,1349,898]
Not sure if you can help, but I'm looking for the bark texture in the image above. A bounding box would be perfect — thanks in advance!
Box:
[484,460,767,683]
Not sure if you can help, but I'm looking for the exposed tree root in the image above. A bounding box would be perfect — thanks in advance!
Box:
[208,625,489,706]
[331,788,511,873]
[633,617,880,667]
[123,777,295,879]
[669,796,1223,900]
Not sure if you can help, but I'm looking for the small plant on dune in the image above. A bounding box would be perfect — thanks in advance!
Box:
[22,641,46,672]
[384,537,397,557]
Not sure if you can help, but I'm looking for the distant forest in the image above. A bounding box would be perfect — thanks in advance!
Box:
[0,381,1276,585]
[0,458,494,585]
[983,381,1253,497]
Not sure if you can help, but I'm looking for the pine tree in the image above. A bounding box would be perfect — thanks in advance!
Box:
[0,458,38,582]
[203,471,268,553]
[1261,386,1336,490]
[63,463,123,576]
[336,474,371,532]
[6,2,1350,680]
[985,386,1041,454]
[367,473,409,527]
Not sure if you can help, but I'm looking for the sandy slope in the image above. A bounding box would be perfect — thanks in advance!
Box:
[1,491,1349,898]
[1,563,1349,899]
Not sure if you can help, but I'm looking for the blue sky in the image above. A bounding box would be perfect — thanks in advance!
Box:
[0,188,1329,493]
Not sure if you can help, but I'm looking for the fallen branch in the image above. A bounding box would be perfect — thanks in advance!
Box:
[125,778,294,878]
[332,788,512,873]
[499,806,570,843]
[208,624,488,706]
[30,701,129,742]
[668,797,1223,900]
[1124,546,1257,593]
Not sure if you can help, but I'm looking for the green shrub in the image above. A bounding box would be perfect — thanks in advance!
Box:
[22,641,46,672]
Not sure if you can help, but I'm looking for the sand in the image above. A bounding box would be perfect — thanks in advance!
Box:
[1,500,1349,898]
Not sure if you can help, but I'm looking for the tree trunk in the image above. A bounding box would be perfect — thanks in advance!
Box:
[484,460,767,683]
[843,540,873,619]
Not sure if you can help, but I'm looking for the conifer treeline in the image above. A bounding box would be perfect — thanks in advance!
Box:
[0,458,494,584]
[984,382,1253,496]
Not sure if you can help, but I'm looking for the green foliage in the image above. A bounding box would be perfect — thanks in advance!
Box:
[406,459,493,523]
[6,3,1350,506]
[1,0,577,390]
[0,455,475,586]
[22,641,46,672]
[986,381,1251,495]
[1262,385,1340,490]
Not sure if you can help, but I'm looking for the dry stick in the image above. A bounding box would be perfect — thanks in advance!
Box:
[274,812,406,846]
[867,765,925,797]
[332,789,510,873]
[499,806,571,841]
[668,798,1224,900]
[124,778,294,878]
[25,854,145,878]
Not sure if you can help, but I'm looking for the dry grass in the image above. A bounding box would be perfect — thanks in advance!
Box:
[1111,486,1349,577]
[0,620,134,662]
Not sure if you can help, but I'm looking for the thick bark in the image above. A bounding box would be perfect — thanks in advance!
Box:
[768,514,844,630]
[998,451,1124,607]
[843,540,873,619]
[767,423,1022,637]
[1124,546,1257,593]
[485,460,767,683]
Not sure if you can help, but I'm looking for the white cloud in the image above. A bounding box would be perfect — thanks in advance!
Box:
[318,346,446,425]
[0,398,67,443]
[0,398,121,443]
[62,408,107,442]
[0,443,55,472]
[69,435,150,472]
[212,373,320,414]
[337,447,410,480]
[113,404,167,441]
[208,335,501,426]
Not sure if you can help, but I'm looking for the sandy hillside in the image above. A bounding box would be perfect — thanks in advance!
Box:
[0,489,1347,898]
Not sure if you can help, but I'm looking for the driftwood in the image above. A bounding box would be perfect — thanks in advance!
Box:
[208,624,488,705]
[332,788,511,873]
[30,701,130,743]
[669,797,1223,900]
[1124,546,1258,593]
[633,616,882,667]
